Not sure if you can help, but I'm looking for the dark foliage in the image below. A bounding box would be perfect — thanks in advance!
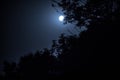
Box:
[2,0,120,79]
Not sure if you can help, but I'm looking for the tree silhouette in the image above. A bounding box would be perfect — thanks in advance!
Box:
[52,0,120,28]
[2,50,59,80]
[51,0,120,78]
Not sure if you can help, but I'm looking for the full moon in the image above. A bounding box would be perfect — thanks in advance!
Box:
[59,15,64,22]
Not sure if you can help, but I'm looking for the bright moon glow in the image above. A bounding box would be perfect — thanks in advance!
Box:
[59,15,64,22]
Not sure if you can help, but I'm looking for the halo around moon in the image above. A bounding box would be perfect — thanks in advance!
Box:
[59,15,64,22]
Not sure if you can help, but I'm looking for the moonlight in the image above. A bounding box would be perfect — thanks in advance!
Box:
[59,15,64,22]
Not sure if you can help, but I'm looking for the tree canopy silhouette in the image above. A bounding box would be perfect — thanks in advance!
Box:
[52,0,120,28]
[51,0,120,78]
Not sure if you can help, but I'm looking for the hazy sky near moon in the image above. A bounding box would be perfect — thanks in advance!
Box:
[1,0,75,63]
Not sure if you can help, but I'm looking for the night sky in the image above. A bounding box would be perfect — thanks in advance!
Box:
[1,0,81,71]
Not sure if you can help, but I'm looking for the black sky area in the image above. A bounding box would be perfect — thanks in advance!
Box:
[1,0,76,67]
